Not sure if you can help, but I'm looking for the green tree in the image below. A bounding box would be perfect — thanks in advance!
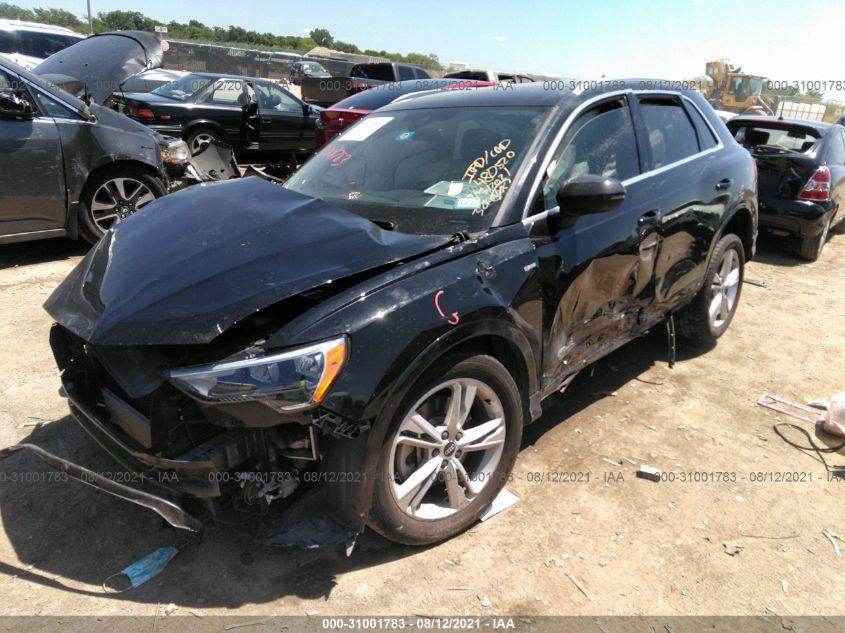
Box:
[309,28,333,47]
[0,2,34,20]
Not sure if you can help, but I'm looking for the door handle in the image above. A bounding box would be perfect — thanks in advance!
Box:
[638,210,660,226]
[715,178,733,191]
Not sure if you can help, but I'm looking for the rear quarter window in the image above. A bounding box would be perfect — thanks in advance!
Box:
[398,65,415,81]
[685,103,719,150]
[639,98,700,168]
[826,131,845,164]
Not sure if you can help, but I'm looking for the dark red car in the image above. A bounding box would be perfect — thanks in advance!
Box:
[315,78,493,149]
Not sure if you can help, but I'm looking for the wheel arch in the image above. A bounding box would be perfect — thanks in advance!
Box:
[182,120,227,141]
[720,204,756,262]
[79,159,164,203]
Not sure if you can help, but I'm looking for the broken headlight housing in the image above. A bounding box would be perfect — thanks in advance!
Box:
[160,138,190,165]
[168,337,348,412]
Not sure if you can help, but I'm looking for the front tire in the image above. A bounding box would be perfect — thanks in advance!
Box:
[676,233,745,343]
[369,355,523,545]
[78,166,165,244]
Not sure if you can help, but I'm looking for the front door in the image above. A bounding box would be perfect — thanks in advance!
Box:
[0,68,66,237]
[529,95,660,393]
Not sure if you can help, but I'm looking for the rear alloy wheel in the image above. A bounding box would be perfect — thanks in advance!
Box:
[186,128,221,155]
[676,233,745,343]
[79,167,165,243]
[369,355,523,545]
[799,217,830,262]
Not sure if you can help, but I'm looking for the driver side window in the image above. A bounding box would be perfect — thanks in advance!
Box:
[256,83,301,113]
[542,98,640,209]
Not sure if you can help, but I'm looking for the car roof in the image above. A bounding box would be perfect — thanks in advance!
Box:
[178,71,279,84]
[378,78,703,111]
[0,19,84,36]
[729,115,833,132]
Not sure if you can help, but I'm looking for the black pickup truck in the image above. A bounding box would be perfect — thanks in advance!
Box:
[300,61,431,107]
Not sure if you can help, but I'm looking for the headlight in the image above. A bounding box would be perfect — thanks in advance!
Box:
[168,337,348,412]
[161,139,190,165]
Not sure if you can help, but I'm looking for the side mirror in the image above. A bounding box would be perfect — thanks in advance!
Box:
[0,91,35,121]
[302,103,312,116]
[555,174,626,215]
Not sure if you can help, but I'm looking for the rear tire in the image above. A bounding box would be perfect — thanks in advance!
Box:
[78,166,165,244]
[369,354,523,545]
[185,127,222,155]
[676,233,745,344]
[799,218,830,261]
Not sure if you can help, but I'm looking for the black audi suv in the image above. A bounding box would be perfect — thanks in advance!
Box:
[13,80,757,549]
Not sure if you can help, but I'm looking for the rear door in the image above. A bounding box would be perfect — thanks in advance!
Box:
[634,93,728,312]
[0,68,66,237]
[194,77,249,142]
[254,81,313,152]
[529,94,660,388]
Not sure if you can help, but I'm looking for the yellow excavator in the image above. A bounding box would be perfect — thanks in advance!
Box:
[692,60,773,115]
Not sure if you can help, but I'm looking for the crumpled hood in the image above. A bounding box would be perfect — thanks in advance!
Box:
[45,177,448,346]
[34,31,163,105]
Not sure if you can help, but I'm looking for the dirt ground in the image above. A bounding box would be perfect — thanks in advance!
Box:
[0,229,844,619]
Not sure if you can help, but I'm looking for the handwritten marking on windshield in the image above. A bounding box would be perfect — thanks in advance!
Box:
[321,147,352,168]
[435,290,460,325]
[462,139,516,215]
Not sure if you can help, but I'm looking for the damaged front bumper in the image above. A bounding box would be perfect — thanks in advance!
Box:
[32,324,370,549]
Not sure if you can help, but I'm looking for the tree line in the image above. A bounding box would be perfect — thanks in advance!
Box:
[0,3,443,70]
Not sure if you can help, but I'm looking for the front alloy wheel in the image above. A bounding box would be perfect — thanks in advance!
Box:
[389,378,506,520]
[90,177,156,232]
[370,355,523,545]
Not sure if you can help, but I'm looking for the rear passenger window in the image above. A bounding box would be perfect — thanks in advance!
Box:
[639,98,700,168]
[543,98,640,209]
[685,103,718,150]
[398,66,415,81]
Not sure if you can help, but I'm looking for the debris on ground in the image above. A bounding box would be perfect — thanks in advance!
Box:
[479,488,519,522]
[164,603,178,616]
[744,278,769,288]
[479,596,491,607]
[565,572,594,601]
[822,529,842,558]
[780,579,789,594]
[723,542,744,556]
[636,465,661,482]
[102,545,180,593]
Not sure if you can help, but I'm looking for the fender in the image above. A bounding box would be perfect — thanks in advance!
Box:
[318,316,540,536]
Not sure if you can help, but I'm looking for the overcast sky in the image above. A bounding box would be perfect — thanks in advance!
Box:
[17,0,845,99]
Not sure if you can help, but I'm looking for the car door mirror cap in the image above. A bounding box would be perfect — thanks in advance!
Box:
[555,174,627,216]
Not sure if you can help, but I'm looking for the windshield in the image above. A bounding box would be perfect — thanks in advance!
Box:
[730,123,820,153]
[15,31,81,59]
[285,105,550,235]
[350,64,395,81]
[152,73,214,100]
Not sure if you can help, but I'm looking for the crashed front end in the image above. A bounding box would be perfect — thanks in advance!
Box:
[48,323,347,544]
[33,177,447,548]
